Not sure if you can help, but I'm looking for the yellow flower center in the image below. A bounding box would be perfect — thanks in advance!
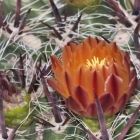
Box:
[86,56,106,69]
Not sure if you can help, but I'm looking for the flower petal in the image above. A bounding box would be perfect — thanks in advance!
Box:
[130,68,137,80]
[126,76,138,99]
[51,55,63,80]
[47,78,69,98]
[62,43,77,69]
[100,65,110,80]
[87,70,105,99]
[105,106,118,116]
[51,55,62,71]
[86,103,97,117]
[109,63,129,91]
[80,39,91,60]
[123,51,130,63]
[105,74,123,101]
[66,96,84,112]
[95,40,106,49]
[87,36,98,49]
[64,71,74,95]
[78,111,90,118]
[123,56,130,81]
[74,67,94,102]
[75,67,85,86]
[109,42,119,53]
[99,93,115,113]
[73,86,91,109]
[115,93,128,111]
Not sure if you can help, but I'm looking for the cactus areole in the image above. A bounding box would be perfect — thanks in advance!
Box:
[48,37,138,118]
[0,71,33,130]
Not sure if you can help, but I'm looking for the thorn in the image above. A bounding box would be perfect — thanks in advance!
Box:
[11,69,22,87]
[101,35,110,44]
[40,69,52,106]
[28,62,40,94]
[18,53,25,88]
[49,0,63,27]
[40,53,52,76]
[42,64,52,77]
[0,99,8,139]
[14,0,21,27]
[113,12,132,27]
[18,8,31,33]
[38,57,42,69]
[7,124,20,140]
[0,0,5,19]
[94,91,109,140]
[61,115,70,126]
[68,14,82,38]
[118,105,140,140]
[71,14,82,32]
[64,5,68,22]
[132,0,140,15]
[0,18,12,34]
[134,22,140,59]
[28,74,39,94]
[42,52,48,62]
[28,59,42,93]
[81,125,98,140]
[41,21,62,40]
[51,92,62,123]
[109,0,124,15]
[135,14,140,22]
[68,37,79,43]
[34,115,55,127]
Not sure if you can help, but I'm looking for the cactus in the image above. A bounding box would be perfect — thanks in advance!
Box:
[64,0,102,12]
[0,0,140,140]
[0,70,32,139]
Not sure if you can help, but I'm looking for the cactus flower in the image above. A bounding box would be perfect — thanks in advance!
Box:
[64,0,102,12]
[48,37,138,118]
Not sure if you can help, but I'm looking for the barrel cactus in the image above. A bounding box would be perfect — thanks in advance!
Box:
[0,71,33,139]
[0,0,140,140]
[0,72,33,129]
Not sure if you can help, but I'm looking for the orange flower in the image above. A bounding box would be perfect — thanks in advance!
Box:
[48,37,138,118]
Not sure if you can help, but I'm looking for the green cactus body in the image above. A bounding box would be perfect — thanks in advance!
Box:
[2,0,48,18]
[113,119,140,140]
[3,89,33,130]
[122,0,135,9]
[16,120,86,140]
[43,120,87,140]
[81,116,115,132]
[112,105,140,140]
